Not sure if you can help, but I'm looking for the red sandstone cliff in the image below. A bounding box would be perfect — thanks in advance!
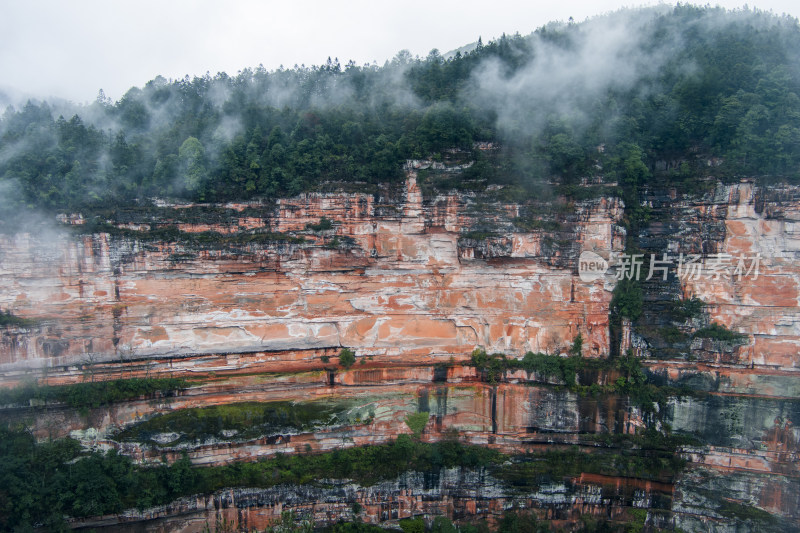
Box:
[1,170,799,532]
[0,170,625,371]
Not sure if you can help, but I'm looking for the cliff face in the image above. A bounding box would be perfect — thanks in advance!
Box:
[68,469,678,533]
[1,170,799,531]
[0,171,624,371]
[637,182,800,369]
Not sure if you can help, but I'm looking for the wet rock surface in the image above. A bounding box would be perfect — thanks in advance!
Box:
[2,174,799,531]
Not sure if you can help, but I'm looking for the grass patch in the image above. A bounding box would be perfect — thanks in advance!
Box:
[497,445,686,489]
[115,399,370,446]
[460,230,498,241]
[305,217,334,232]
[718,500,779,526]
[668,297,705,321]
[0,377,189,410]
[405,412,430,437]
[659,326,688,344]
[74,221,305,246]
[167,252,197,263]
[693,323,747,342]
[512,216,563,232]
[0,309,38,328]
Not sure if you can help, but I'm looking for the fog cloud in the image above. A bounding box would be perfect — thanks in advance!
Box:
[464,7,678,138]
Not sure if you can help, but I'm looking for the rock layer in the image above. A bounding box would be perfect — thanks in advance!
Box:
[0,172,624,371]
[2,174,800,531]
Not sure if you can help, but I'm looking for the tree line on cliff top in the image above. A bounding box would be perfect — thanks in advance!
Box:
[1,5,799,219]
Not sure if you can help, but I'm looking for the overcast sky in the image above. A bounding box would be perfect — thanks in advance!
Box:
[1,0,798,105]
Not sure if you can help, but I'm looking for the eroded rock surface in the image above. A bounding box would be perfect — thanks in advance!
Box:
[2,174,799,531]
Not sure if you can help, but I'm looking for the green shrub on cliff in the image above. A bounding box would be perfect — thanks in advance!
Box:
[0,427,204,529]
[322,522,387,533]
[471,349,586,388]
[405,412,430,437]
[496,445,686,487]
[399,518,426,533]
[306,217,334,232]
[496,511,548,533]
[668,297,705,321]
[520,351,563,379]
[1,422,694,531]
[430,516,459,533]
[520,351,583,387]
[0,425,500,529]
[0,309,37,328]
[693,323,747,342]
[339,348,356,368]
[570,333,583,357]
[611,278,643,321]
[468,349,672,413]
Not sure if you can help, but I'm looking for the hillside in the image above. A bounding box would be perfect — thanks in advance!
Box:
[1,5,799,217]
[0,5,799,533]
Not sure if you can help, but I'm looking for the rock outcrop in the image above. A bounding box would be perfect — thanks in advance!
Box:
[1,169,799,531]
[0,170,624,371]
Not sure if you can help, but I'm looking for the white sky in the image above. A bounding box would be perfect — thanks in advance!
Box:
[1,0,798,105]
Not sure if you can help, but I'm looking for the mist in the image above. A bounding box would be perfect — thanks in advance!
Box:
[1,4,799,215]
[464,8,676,138]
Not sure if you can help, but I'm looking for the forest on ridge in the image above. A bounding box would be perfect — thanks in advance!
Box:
[0,5,798,218]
